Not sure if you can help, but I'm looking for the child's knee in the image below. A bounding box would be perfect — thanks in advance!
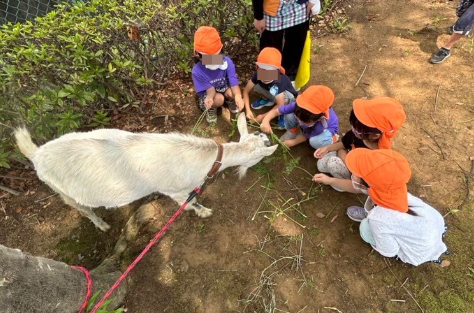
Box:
[213,93,225,106]
[309,132,333,149]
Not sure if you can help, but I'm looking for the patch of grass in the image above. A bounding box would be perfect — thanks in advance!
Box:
[467,267,474,279]
[330,16,352,33]
[197,222,206,233]
[308,227,319,236]
[318,247,326,257]
[432,16,448,24]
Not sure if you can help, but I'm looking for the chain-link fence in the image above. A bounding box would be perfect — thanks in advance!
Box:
[0,0,77,25]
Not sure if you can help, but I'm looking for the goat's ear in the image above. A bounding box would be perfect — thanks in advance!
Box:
[237,113,248,139]
[256,144,278,157]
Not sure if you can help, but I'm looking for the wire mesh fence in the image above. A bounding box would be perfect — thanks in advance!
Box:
[0,0,77,25]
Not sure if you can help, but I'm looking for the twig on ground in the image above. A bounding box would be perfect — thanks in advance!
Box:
[400,277,409,288]
[417,284,429,297]
[454,159,474,211]
[354,65,368,87]
[434,85,440,112]
[0,174,33,181]
[323,307,342,313]
[34,193,58,203]
[325,200,341,219]
[246,176,263,192]
[391,299,406,302]
[283,176,306,197]
[384,258,425,313]
[0,185,20,196]
[420,128,445,160]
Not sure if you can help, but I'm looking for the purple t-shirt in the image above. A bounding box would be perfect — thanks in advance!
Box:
[278,102,339,138]
[192,56,239,97]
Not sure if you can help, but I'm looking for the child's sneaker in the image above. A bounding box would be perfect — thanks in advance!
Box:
[346,206,368,222]
[251,98,274,110]
[280,127,301,141]
[226,99,239,114]
[206,108,217,123]
[275,115,286,130]
[291,81,301,92]
[430,47,451,64]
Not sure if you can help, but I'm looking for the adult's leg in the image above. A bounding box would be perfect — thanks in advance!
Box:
[282,20,310,80]
[260,29,284,52]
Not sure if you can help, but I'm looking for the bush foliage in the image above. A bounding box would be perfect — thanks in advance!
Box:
[0,0,257,167]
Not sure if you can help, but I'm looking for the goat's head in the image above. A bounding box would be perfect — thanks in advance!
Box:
[236,113,278,179]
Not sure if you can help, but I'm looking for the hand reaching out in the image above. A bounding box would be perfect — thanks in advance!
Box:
[314,146,329,159]
[312,173,332,185]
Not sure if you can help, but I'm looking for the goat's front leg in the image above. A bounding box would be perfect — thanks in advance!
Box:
[172,194,212,218]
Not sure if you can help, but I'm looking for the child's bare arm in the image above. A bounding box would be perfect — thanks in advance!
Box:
[312,175,361,193]
[274,93,285,108]
[243,81,256,119]
[314,141,344,158]
[230,85,244,111]
[260,107,281,133]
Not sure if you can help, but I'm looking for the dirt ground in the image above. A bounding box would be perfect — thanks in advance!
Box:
[1,0,474,312]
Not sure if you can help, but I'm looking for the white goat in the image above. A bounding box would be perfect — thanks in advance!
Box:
[14,113,277,231]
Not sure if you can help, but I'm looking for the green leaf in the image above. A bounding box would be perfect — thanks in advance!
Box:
[107,96,118,102]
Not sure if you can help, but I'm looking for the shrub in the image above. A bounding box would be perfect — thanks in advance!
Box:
[0,0,257,167]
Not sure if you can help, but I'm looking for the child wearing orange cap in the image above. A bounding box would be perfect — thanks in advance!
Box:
[344,148,448,266]
[260,85,339,149]
[192,26,244,123]
[313,97,406,195]
[242,47,298,128]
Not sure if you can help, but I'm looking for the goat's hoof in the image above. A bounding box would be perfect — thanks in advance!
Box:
[197,208,212,218]
[98,223,111,232]
[193,204,212,218]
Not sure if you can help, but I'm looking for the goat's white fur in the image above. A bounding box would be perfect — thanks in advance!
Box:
[14,113,277,231]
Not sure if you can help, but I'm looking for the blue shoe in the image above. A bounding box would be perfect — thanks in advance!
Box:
[251,98,274,110]
[275,115,286,130]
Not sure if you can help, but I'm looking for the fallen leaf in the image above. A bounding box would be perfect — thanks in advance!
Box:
[441,260,451,267]
[316,212,325,218]
[16,207,23,213]
[331,214,339,223]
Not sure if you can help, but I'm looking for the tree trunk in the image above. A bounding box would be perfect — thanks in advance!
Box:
[0,245,126,313]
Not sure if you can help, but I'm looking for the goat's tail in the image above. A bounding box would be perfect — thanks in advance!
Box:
[14,127,38,160]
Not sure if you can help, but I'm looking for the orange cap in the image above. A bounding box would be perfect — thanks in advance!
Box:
[296,85,335,118]
[256,47,286,74]
[194,26,223,55]
[353,97,406,149]
[346,149,411,213]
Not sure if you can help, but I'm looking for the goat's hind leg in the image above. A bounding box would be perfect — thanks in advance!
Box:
[172,194,212,218]
[61,194,111,232]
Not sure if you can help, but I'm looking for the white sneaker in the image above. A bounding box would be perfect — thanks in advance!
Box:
[291,81,301,92]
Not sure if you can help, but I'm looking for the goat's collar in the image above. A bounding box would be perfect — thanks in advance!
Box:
[206,144,223,179]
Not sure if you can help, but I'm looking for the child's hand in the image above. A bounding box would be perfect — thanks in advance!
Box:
[235,96,244,112]
[260,121,272,134]
[246,110,256,122]
[204,96,213,109]
[312,173,332,185]
[314,146,329,159]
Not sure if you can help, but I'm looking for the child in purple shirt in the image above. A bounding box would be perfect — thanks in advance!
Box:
[192,26,244,123]
[260,85,339,149]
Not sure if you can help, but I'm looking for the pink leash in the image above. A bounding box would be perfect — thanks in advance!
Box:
[85,186,202,313]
